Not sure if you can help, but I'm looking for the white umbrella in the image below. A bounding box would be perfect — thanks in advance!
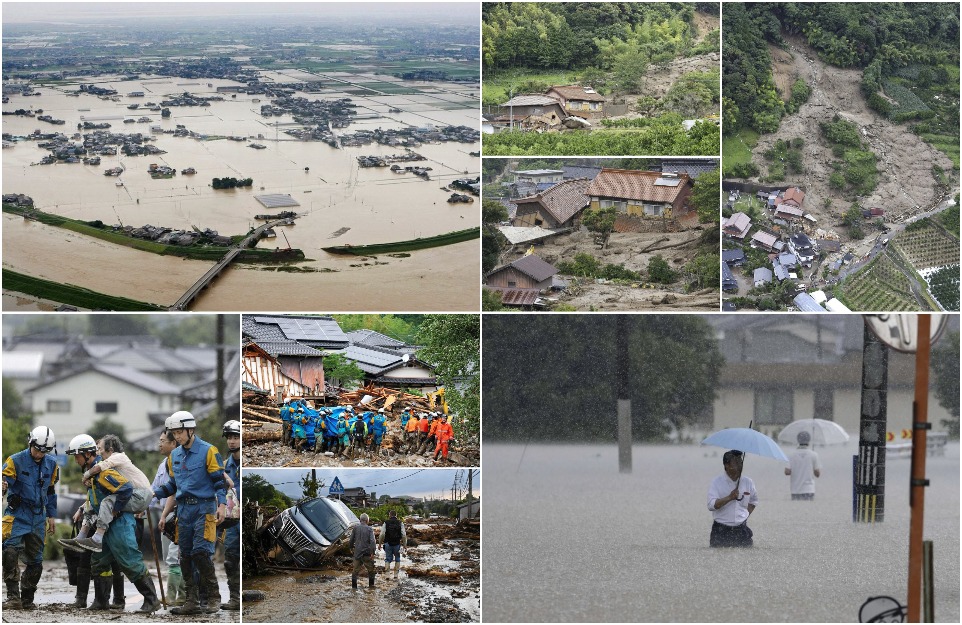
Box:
[777,419,850,446]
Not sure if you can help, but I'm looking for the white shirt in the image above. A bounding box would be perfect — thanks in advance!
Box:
[787,448,821,495]
[707,473,758,526]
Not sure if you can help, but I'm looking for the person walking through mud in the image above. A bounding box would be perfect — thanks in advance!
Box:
[784,431,821,500]
[350,513,377,589]
[65,434,161,613]
[2,426,59,611]
[707,450,758,548]
[151,428,185,606]
[433,415,454,463]
[154,411,228,615]
[62,434,153,553]
[220,420,241,611]
[377,510,406,579]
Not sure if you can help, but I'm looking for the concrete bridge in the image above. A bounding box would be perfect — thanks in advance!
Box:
[169,218,292,311]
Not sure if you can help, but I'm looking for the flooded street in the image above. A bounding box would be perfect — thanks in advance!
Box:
[0,558,237,623]
[245,521,480,623]
[2,74,480,310]
[482,442,960,622]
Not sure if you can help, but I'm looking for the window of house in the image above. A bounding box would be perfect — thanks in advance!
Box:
[534,218,543,226]
[644,204,664,217]
[590,102,599,111]
[813,388,834,421]
[532,107,542,114]
[507,281,516,287]
[95,402,118,414]
[47,399,71,413]
[753,388,793,425]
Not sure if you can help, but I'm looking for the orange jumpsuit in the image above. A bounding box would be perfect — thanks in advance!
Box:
[433,421,454,459]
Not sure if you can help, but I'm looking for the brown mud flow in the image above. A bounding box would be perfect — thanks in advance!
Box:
[244,520,480,623]
[0,559,237,623]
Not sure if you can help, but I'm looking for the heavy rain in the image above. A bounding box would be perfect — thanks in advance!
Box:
[481,313,960,622]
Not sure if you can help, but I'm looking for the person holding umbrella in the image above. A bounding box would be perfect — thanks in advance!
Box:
[784,431,821,500]
[707,450,758,548]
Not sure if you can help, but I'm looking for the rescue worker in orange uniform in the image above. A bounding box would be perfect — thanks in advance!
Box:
[433,415,454,463]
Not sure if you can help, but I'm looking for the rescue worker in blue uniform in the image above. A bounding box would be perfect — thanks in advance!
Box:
[2,426,59,610]
[220,421,240,611]
[280,401,295,447]
[319,409,337,453]
[302,406,320,452]
[154,411,227,615]
[291,407,308,452]
[65,434,161,613]
[370,409,387,453]
[336,413,350,456]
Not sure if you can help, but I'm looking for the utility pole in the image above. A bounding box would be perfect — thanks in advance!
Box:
[907,315,931,623]
[617,315,632,473]
[216,314,225,419]
[854,321,889,523]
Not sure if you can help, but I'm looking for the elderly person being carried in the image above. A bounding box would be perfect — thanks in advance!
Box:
[60,434,153,553]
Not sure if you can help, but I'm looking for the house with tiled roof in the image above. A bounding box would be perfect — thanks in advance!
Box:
[484,254,559,291]
[585,169,693,219]
[495,95,567,128]
[545,85,606,118]
[723,212,752,240]
[512,178,591,229]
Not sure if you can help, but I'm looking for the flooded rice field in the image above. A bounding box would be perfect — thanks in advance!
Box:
[2,74,480,310]
[244,521,479,623]
[482,442,960,623]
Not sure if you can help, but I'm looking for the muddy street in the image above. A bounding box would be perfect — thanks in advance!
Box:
[1,558,238,623]
[244,522,480,623]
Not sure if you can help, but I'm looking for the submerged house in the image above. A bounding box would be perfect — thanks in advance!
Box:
[585,169,693,219]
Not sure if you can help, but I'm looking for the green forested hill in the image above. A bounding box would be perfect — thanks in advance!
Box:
[723,2,960,156]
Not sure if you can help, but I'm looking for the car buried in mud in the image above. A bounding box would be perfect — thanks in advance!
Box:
[258,496,359,568]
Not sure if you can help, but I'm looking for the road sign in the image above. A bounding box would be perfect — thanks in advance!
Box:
[329,476,344,495]
[863,315,948,353]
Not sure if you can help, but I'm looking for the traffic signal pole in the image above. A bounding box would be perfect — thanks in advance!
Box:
[906,315,931,622]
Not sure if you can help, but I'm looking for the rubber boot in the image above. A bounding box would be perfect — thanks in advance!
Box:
[109,567,125,609]
[193,553,220,613]
[393,561,400,579]
[3,581,22,610]
[351,573,358,590]
[87,576,112,610]
[19,564,42,609]
[72,566,91,608]
[2,547,22,610]
[133,575,162,613]
[368,573,375,588]
[220,556,240,610]
[170,557,202,615]
[166,566,185,606]
[282,423,291,446]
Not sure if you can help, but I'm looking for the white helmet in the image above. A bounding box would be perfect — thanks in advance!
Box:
[28,426,56,453]
[222,420,241,437]
[378,408,385,413]
[165,411,197,431]
[66,433,97,455]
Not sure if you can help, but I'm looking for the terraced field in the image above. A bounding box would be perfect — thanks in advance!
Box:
[891,220,960,269]
[838,252,918,311]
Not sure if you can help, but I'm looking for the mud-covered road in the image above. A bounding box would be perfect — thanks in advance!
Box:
[244,521,480,623]
[1,559,238,623]
[756,35,955,224]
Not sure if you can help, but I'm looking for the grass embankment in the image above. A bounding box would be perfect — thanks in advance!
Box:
[2,205,302,262]
[722,128,759,169]
[323,227,479,255]
[2,269,162,311]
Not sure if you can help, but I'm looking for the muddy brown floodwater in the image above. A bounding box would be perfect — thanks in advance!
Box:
[2,73,480,311]
[244,523,480,623]
[0,558,238,623]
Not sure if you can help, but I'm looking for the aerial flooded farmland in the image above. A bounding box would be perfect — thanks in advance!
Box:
[2,4,481,311]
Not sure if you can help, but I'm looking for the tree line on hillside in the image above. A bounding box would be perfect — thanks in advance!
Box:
[723,2,960,135]
[482,2,718,97]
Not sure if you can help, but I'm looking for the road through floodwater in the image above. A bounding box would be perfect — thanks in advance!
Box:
[482,442,960,622]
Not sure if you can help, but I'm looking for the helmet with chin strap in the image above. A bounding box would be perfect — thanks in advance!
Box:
[28,426,56,453]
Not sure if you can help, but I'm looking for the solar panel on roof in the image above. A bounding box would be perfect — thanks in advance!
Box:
[654,178,681,186]
[273,318,329,340]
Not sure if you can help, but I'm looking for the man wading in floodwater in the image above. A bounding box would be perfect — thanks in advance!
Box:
[707,450,758,547]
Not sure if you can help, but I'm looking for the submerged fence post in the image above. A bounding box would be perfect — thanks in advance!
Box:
[617,315,632,473]
[923,540,934,623]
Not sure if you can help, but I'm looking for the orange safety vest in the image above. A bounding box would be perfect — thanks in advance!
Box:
[428,420,439,437]
[418,417,429,433]
[436,421,454,443]
[405,416,419,433]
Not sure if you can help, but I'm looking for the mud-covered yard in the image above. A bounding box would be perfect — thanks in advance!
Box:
[243,521,480,623]
[0,558,237,623]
